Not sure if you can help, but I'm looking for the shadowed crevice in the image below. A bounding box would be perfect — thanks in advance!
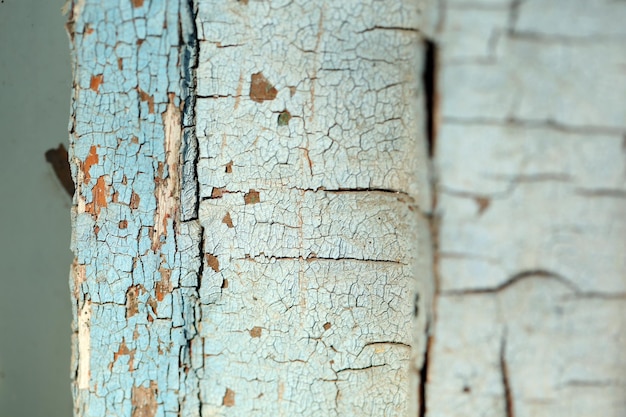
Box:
[422,39,438,158]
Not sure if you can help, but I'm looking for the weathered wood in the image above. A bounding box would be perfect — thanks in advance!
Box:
[68,0,201,415]
[68,0,430,415]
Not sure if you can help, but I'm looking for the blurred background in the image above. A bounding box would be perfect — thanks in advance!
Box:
[0,0,73,416]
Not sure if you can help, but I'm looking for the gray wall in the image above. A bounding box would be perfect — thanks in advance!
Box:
[0,1,73,416]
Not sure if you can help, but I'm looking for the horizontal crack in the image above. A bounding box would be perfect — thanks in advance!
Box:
[336,364,386,373]
[201,186,416,203]
[442,117,625,135]
[509,30,626,44]
[356,26,421,34]
[575,188,626,199]
[441,269,579,295]
[235,255,407,266]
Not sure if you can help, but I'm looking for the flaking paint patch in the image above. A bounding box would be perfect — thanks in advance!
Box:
[249,72,277,102]
[249,326,262,338]
[78,301,91,389]
[90,74,103,92]
[205,254,220,272]
[82,145,98,184]
[130,191,140,209]
[475,197,490,216]
[111,339,135,372]
[223,388,236,407]
[211,187,226,198]
[138,88,155,114]
[126,285,141,318]
[131,381,158,417]
[155,268,172,302]
[222,212,234,228]
[69,1,202,413]
[244,189,260,205]
[152,96,182,251]
[85,176,108,216]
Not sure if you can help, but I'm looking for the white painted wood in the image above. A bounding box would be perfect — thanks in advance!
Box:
[192,1,430,414]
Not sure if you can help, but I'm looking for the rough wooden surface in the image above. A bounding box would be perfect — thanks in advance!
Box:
[425,0,626,416]
[68,0,430,415]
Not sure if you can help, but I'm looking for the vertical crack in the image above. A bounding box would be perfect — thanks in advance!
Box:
[177,1,202,415]
[180,0,200,222]
[500,331,514,417]
[422,39,438,158]
[418,323,433,417]
[419,36,440,417]
[508,0,524,34]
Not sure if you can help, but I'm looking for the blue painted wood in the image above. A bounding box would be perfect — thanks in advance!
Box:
[68,1,201,415]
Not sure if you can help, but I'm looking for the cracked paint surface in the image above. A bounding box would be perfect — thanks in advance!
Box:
[68,0,429,416]
[68,0,201,415]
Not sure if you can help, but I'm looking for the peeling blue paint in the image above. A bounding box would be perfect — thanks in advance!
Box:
[69,0,200,415]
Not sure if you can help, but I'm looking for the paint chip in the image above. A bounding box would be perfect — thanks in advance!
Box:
[155,268,172,302]
[119,220,128,229]
[225,161,233,173]
[82,145,99,184]
[111,339,135,372]
[205,254,220,272]
[130,192,140,209]
[223,388,236,407]
[475,197,490,215]
[85,176,108,216]
[244,189,260,205]
[249,326,262,338]
[126,286,140,318]
[131,381,158,417]
[249,72,277,102]
[138,88,155,114]
[323,322,331,330]
[211,187,225,198]
[90,74,103,92]
[131,0,144,8]
[222,212,234,228]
